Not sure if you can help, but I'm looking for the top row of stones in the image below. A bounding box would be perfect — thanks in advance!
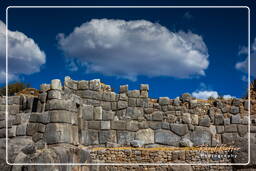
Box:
[40,77,150,93]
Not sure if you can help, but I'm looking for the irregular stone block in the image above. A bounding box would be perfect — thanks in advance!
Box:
[237,125,248,137]
[50,79,62,90]
[40,83,50,91]
[88,121,101,129]
[140,84,149,91]
[127,90,140,98]
[64,77,78,90]
[89,79,101,91]
[158,97,170,105]
[78,80,89,90]
[81,130,99,145]
[140,91,148,98]
[170,124,188,136]
[224,124,237,133]
[45,123,72,144]
[182,113,191,124]
[191,114,199,125]
[180,138,193,147]
[48,90,62,99]
[117,101,128,110]
[155,129,180,146]
[190,126,211,146]
[126,107,143,119]
[224,118,230,125]
[49,110,72,124]
[231,114,241,124]
[26,123,38,136]
[230,106,239,114]
[102,110,115,121]
[135,128,154,144]
[180,93,192,102]
[117,131,135,145]
[101,121,110,130]
[80,104,94,120]
[16,124,27,136]
[99,130,116,144]
[222,133,239,144]
[149,121,162,130]
[214,114,224,125]
[102,92,116,102]
[119,85,128,93]
[101,101,111,111]
[94,107,102,120]
[216,126,224,134]
[144,108,154,114]
[32,133,44,142]
[111,121,126,130]
[126,120,139,131]
[161,122,170,130]
[152,111,163,121]
[128,98,136,107]
[130,140,144,147]
[199,116,211,127]
[232,98,241,106]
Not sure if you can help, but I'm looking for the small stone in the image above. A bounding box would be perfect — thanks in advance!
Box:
[119,85,128,93]
[191,115,199,125]
[130,140,144,147]
[237,125,248,137]
[170,124,188,136]
[214,114,224,125]
[230,106,239,114]
[216,126,224,134]
[231,114,241,124]
[182,113,191,124]
[158,97,170,105]
[199,116,210,127]
[117,101,128,110]
[180,138,193,147]
[224,125,237,133]
[21,144,36,154]
[152,111,163,121]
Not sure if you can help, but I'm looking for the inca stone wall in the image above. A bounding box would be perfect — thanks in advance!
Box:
[0,76,255,171]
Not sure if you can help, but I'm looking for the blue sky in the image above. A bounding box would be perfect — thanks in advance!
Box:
[0,0,255,99]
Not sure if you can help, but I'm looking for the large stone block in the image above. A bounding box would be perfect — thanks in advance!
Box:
[140,84,149,91]
[222,133,239,144]
[224,124,237,133]
[88,121,101,129]
[158,97,170,105]
[191,114,199,125]
[89,79,101,91]
[190,126,212,146]
[29,113,49,124]
[126,107,143,119]
[170,124,188,136]
[231,114,241,124]
[26,123,38,136]
[155,129,180,146]
[94,107,102,120]
[126,120,139,131]
[99,130,116,144]
[81,130,99,145]
[49,110,73,124]
[78,80,89,90]
[16,124,27,136]
[199,116,210,127]
[50,79,62,90]
[45,123,72,144]
[128,98,136,107]
[214,114,224,125]
[135,128,154,144]
[127,90,140,98]
[182,113,191,124]
[47,99,67,110]
[152,111,163,121]
[102,92,116,102]
[80,104,94,120]
[102,110,115,121]
[117,131,135,145]
[111,121,126,130]
[101,121,110,130]
[117,101,128,110]
[230,106,239,114]
[47,90,62,99]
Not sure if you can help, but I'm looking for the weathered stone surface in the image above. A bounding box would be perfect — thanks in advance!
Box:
[80,104,94,120]
[191,114,199,125]
[102,110,115,121]
[152,111,163,121]
[117,101,128,110]
[119,85,128,93]
[140,84,149,91]
[170,124,188,136]
[45,123,72,144]
[230,106,239,114]
[88,121,101,129]
[126,120,139,131]
[216,126,224,134]
[180,138,193,147]
[48,90,62,99]
[94,107,102,120]
[102,92,116,102]
[126,107,143,119]
[199,116,210,127]
[180,93,192,102]
[89,79,101,91]
[237,125,248,137]
[128,98,136,107]
[214,114,224,125]
[78,80,89,90]
[50,79,62,90]
[232,98,241,106]
[111,121,126,130]
[127,90,140,98]
[222,133,239,144]
[231,114,241,124]
[99,130,116,144]
[224,124,237,133]
[117,131,135,145]
[190,126,211,146]
[149,122,162,130]
[16,124,27,136]
[135,128,154,144]
[130,140,144,147]
[21,144,36,154]
[49,110,73,124]
[101,121,110,130]
[81,130,99,145]
[158,97,170,105]
[155,129,180,146]
[182,113,191,124]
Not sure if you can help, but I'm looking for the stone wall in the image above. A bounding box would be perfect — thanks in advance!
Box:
[0,76,255,171]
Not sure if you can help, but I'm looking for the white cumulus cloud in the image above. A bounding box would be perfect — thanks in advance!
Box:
[235,37,256,78]
[192,90,235,100]
[0,20,46,83]
[58,19,209,81]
